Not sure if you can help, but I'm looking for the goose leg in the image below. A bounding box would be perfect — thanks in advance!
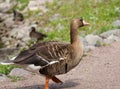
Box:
[52,76,63,84]
[44,77,49,89]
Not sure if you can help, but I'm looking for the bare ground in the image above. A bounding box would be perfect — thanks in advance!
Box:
[0,42,120,89]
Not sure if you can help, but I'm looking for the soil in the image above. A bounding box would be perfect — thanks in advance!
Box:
[0,42,120,89]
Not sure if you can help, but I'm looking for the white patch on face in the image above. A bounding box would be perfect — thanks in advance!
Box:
[82,20,89,25]
[28,64,41,70]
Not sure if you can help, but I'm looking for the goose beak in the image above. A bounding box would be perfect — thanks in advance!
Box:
[83,20,90,26]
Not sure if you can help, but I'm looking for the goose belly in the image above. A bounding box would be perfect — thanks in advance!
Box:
[18,64,41,74]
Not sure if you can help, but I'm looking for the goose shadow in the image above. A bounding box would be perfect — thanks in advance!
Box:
[15,79,79,89]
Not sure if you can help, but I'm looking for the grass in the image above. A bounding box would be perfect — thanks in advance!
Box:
[16,0,29,10]
[8,75,26,82]
[0,0,120,76]
[0,64,23,81]
[0,64,18,75]
[32,0,120,41]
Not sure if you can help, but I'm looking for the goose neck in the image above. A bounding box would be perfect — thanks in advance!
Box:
[70,26,79,44]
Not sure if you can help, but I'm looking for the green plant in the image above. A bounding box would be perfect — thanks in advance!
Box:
[37,0,120,41]
[7,75,26,82]
[16,0,29,10]
[0,65,18,75]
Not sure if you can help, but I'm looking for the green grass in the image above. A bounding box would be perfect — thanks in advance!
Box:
[0,64,22,81]
[16,0,29,10]
[0,64,18,75]
[9,0,29,13]
[12,0,120,41]
[8,75,26,82]
[33,0,120,41]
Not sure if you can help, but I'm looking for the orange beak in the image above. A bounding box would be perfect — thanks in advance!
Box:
[83,20,90,26]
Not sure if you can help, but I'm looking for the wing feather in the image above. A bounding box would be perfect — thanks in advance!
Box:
[13,41,70,67]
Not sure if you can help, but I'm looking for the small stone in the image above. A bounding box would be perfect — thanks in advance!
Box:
[80,36,88,46]
[85,34,103,46]
[26,0,52,12]
[84,46,96,52]
[0,1,17,13]
[100,29,120,38]
[9,68,32,77]
[103,34,120,44]
[107,34,120,41]
[113,20,120,27]
[0,13,9,22]
[0,74,11,82]
[3,17,14,28]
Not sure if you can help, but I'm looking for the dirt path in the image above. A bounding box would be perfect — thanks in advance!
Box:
[0,42,120,89]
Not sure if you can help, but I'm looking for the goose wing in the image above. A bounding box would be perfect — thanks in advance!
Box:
[13,41,71,67]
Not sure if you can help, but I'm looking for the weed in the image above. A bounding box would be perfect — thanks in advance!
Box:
[0,64,19,75]
[7,75,26,82]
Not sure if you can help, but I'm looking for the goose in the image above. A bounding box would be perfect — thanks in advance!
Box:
[29,27,47,42]
[0,18,89,89]
[13,9,24,22]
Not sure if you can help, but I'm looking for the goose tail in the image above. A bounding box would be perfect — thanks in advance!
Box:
[0,56,16,65]
[0,62,14,65]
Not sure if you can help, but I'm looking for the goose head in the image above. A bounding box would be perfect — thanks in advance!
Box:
[70,18,90,29]
[31,27,36,32]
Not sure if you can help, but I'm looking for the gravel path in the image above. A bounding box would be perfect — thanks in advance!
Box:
[0,42,120,89]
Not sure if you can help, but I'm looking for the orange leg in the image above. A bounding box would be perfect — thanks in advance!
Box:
[44,77,49,89]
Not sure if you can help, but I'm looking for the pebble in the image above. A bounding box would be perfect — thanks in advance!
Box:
[113,20,120,27]
[0,0,16,13]
[0,74,11,82]
[100,29,120,38]
[103,34,120,44]
[26,0,53,12]
[84,46,96,52]
[85,34,103,46]
[9,68,32,77]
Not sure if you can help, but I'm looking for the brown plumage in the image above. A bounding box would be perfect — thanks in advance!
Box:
[13,9,24,22]
[3,18,89,89]
[29,27,47,42]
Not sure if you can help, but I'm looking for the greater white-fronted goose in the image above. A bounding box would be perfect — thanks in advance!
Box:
[29,27,47,42]
[13,9,24,22]
[1,18,89,89]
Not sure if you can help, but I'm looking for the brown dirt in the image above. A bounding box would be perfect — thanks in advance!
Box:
[0,42,120,89]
